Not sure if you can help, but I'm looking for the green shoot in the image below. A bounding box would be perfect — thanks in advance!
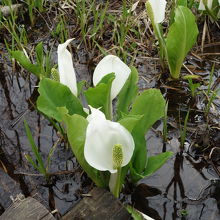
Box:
[205,89,220,116]
[188,79,200,98]
[163,101,168,142]
[24,120,48,177]
[11,42,53,78]
[180,110,190,149]
[207,64,215,97]
[24,120,60,178]
[51,15,69,43]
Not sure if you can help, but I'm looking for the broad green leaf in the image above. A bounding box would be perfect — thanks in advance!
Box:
[131,89,165,137]
[117,66,138,120]
[84,73,115,120]
[60,111,105,187]
[118,114,143,133]
[130,89,165,173]
[143,151,173,177]
[166,6,199,79]
[11,50,41,77]
[130,152,173,182]
[37,78,86,122]
[177,0,187,6]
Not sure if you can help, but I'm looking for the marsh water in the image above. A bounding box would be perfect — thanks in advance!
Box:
[0,2,220,220]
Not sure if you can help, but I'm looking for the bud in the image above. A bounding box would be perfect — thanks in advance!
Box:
[51,68,60,81]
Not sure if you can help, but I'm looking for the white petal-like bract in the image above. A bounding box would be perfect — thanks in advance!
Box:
[199,0,213,10]
[93,55,131,100]
[84,107,134,173]
[58,39,78,96]
[148,0,167,23]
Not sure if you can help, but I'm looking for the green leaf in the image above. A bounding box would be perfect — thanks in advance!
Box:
[37,78,86,121]
[131,152,173,182]
[131,89,165,136]
[117,66,138,120]
[35,42,44,66]
[166,6,199,79]
[84,73,115,120]
[143,151,173,177]
[24,154,39,170]
[130,89,165,173]
[118,114,143,133]
[60,111,105,187]
[177,0,187,6]
[182,74,201,80]
[11,50,41,77]
[24,120,47,176]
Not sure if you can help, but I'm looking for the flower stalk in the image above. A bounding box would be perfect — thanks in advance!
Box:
[145,0,167,69]
[111,168,122,198]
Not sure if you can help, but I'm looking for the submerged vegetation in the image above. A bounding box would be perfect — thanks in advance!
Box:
[0,0,220,219]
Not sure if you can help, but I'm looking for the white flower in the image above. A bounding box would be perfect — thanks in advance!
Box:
[84,107,134,173]
[199,0,213,10]
[93,55,131,100]
[58,39,78,96]
[148,0,167,23]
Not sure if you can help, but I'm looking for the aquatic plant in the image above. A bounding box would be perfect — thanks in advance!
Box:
[24,120,58,178]
[35,39,173,197]
[146,1,199,79]
[11,42,53,78]
[84,107,134,197]
[188,79,201,98]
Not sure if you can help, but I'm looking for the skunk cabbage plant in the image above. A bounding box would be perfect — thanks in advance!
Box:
[146,2,198,79]
[84,107,134,197]
[36,40,173,198]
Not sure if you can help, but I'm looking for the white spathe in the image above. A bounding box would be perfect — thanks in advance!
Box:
[93,55,131,100]
[84,107,134,173]
[148,0,167,23]
[58,39,78,96]
[199,0,213,10]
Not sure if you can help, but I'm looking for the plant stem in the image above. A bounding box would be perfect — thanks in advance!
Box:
[111,168,121,198]
[106,98,113,120]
